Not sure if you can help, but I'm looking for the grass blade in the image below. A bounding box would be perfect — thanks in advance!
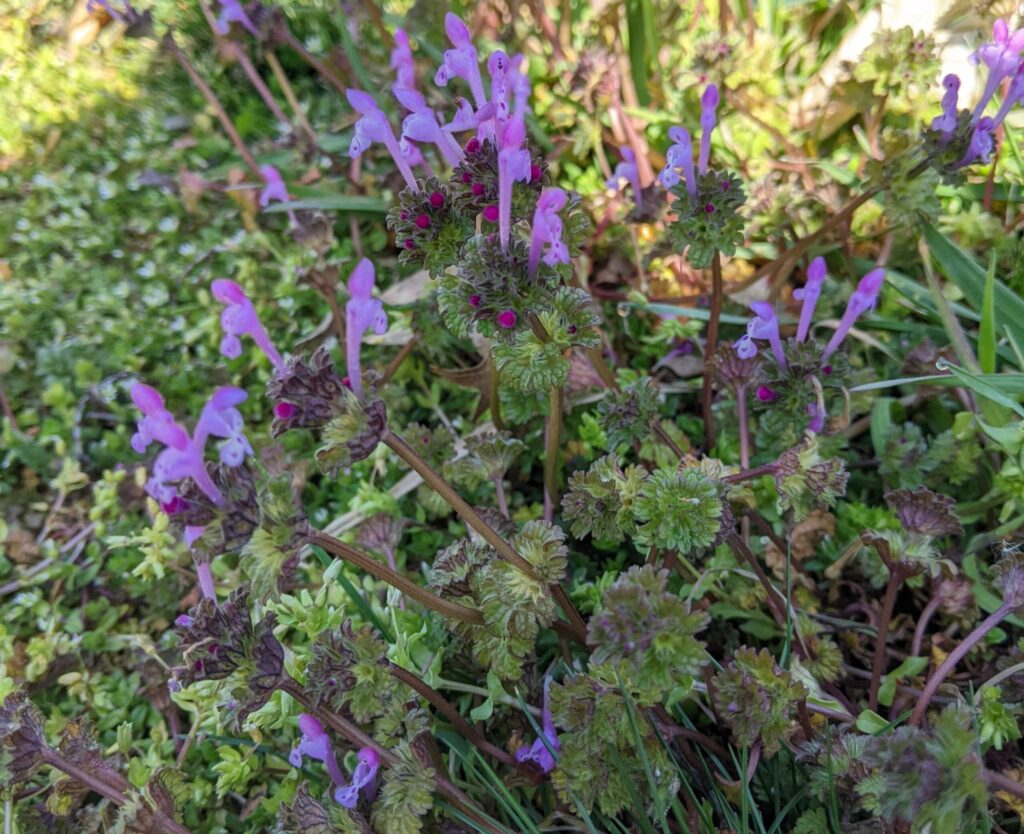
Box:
[980,252,997,374]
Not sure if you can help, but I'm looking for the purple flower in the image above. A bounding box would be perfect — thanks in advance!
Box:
[434,13,487,109]
[508,54,531,116]
[822,268,885,359]
[397,88,464,167]
[515,678,559,773]
[334,747,380,808]
[970,20,1024,122]
[212,279,286,373]
[258,165,289,208]
[957,117,997,168]
[794,256,826,342]
[497,114,532,252]
[194,558,215,599]
[992,63,1024,129]
[488,50,512,120]
[806,402,825,434]
[658,126,697,198]
[391,29,417,93]
[130,383,185,455]
[194,386,254,467]
[215,0,259,37]
[345,259,388,398]
[698,84,719,174]
[528,188,569,277]
[289,714,348,786]
[931,74,960,137]
[346,89,419,192]
[737,301,787,370]
[607,146,642,201]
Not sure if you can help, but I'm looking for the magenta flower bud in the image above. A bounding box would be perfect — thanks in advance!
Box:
[466,137,481,154]
[212,278,285,373]
[403,238,416,249]
[346,88,419,191]
[822,268,885,359]
[434,13,486,108]
[471,182,486,196]
[482,204,499,222]
[497,114,532,252]
[175,614,194,628]
[931,74,961,137]
[429,191,445,208]
[215,0,258,37]
[528,187,569,277]
[756,385,777,402]
[698,84,719,175]
[497,309,517,328]
[607,146,642,202]
[415,213,431,229]
[659,126,697,199]
[335,747,380,808]
[746,301,787,370]
[514,678,559,773]
[274,402,296,420]
[793,256,826,342]
[468,294,481,307]
[345,259,388,398]
[704,203,715,213]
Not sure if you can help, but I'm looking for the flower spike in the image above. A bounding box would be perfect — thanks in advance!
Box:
[607,146,642,202]
[497,114,532,252]
[794,256,827,342]
[698,84,719,175]
[211,279,286,373]
[434,13,487,108]
[346,89,419,192]
[822,268,885,359]
[528,188,569,277]
[345,259,388,398]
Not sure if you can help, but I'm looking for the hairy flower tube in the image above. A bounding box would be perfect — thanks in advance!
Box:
[434,12,486,108]
[931,74,960,137]
[345,258,388,399]
[657,127,696,198]
[212,278,286,373]
[346,88,419,191]
[528,187,569,277]
[698,83,719,174]
[514,678,559,772]
[288,713,352,792]
[822,268,885,359]
[496,113,531,252]
[215,0,258,37]
[606,146,641,202]
[334,747,380,808]
[735,301,787,370]
[391,29,417,93]
[794,256,827,342]
[396,88,464,167]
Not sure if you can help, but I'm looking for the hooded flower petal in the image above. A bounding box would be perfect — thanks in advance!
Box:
[212,279,286,372]
[528,187,569,276]
[345,259,388,398]
[822,268,885,359]
[333,747,380,808]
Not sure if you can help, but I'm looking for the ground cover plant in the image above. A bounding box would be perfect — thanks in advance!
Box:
[5,0,1024,831]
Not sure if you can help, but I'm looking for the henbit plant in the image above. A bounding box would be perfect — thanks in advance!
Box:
[6,3,1024,834]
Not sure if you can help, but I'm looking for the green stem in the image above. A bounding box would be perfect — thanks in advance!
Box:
[307,531,484,625]
[382,428,588,643]
[544,384,563,522]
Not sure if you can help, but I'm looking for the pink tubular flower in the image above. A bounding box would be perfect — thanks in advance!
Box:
[822,268,885,359]
[607,147,642,202]
[391,29,417,92]
[931,74,961,137]
[957,117,997,168]
[434,13,486,108]
[258,165,289,208]
[508,54,531,116]
[737,301,787,370]
[215,0,258,37]
[289,714,348,786]
[497,114,532,252]
[488,50,512,120]
[397,88,464,167]
[528,188,569,277]
[345,259,388,399]
[794,256,827,342]
[658,126,697,199]
[992,63,1024,130]
[130,383,185,455]
[346,89,419,192]
[334,747,380,808]
[515,678,559,773]
[194,386,254,467]
[970,20,1024,122]
[806,402,825,434]
[211,279,285,373]
[698,84,719,175]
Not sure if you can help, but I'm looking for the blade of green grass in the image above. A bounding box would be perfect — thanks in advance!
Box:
[980,252,997,374]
